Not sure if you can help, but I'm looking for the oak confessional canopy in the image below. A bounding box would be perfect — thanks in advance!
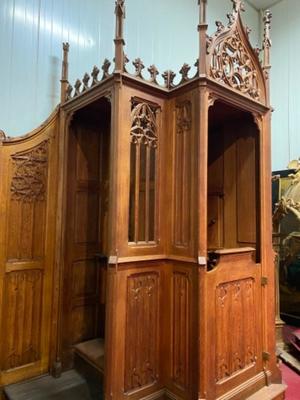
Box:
[0,1,285,400]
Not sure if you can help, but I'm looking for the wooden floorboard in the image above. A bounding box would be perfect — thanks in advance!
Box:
[4,370,100,400]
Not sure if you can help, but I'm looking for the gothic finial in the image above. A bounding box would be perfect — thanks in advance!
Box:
[215,21,225,33]
[133,58,145,78]
[232,0,245,13]
[262,9,272,80]
[263,10,272,50]
[198,0,207,24]
[91,65,100,85]
[148,65,159,84]
[0,130,6,143]
[198,0,208,75]
[66,84,73,100]
[115,0,125,18]
[123,54,129,72]
[227,0,245,26]
[74,79,82,96]
[114,0,126,72]
[162,70,176,89]
[179,63,191,83]
[61,42,70,103]
[82,73,90,91]
[102,59,112,80]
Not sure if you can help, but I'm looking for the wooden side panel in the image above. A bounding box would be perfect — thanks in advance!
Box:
[173,101,192,249]
[124,272,159,392]
[237,133,257,245]
[2,270,43,370]
[0,113,58,385]
[169,94,197,260]
[172,271,190,390]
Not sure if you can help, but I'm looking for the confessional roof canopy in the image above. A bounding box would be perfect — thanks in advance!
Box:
[60,0,272,110]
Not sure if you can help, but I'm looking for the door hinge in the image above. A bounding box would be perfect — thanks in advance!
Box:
[262,351,270,361]
[261,276,268,286]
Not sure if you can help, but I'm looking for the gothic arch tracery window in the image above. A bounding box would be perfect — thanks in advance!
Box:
[128,101,158,243]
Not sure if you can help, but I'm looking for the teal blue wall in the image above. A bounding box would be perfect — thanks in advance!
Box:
[0,0,260,138]
[269,0,299,171]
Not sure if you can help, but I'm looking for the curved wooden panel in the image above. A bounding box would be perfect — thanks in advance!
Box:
[0,110,59,385]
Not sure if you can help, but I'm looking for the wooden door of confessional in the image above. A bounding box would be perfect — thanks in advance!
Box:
[204,102,264,399]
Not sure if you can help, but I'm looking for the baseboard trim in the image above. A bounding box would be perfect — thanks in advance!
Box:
[140,389,166,400]
[216,372,266,400]
[164,389,183,400]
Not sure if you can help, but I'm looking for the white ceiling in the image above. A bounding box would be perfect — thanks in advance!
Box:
[246,0,283,10]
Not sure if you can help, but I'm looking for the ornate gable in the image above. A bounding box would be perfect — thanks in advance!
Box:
[207,0,266,103]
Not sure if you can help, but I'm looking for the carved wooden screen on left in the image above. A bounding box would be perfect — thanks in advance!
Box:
[0,113,58,385]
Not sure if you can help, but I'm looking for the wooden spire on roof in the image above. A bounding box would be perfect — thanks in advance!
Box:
[114,0,126,73]
[60,42,69,104]
[198,0,208,75]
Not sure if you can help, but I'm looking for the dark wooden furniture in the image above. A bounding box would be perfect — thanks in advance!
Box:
[0,1,285,399]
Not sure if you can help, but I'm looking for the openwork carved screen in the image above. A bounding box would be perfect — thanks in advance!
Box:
[128,101,158,243]
[210,30,260,101]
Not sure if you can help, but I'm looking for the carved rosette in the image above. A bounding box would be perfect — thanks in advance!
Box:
[210,30,260,100]
[10,141,49,202]
[130,103,158,148]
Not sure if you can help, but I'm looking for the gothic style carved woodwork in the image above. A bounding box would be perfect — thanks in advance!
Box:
[0,1,283,399]
[215,278,256,382]
[173,101,192,249]
[0,129,6,142]
[172,271,190,389]
[210,29,260,100]
[162,70,176,89]
[2,270,43,370]
[124,272,159,392]
[10,141,49,202]
[129,101,158,243]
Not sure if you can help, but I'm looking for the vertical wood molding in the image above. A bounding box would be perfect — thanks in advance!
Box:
[173,101,192,250]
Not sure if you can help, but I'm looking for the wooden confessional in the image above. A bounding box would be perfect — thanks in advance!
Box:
[0,1,286,399]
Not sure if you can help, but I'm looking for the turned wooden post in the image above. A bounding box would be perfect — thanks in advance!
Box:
[114,0,126,73]
[60,42,69,104]
[198,0,208,75]
[263,10,272,106]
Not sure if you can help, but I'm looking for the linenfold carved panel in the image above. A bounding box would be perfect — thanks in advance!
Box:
[125,272,159,392]
[2,270,42,370]
[172,271,190,389]
[215,278,256,382]
[10,141,49,202]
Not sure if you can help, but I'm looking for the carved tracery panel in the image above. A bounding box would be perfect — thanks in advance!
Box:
[128,101,158,243]
[210,30,260,101]
[10,141,49,202]
[8,141,49,261]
